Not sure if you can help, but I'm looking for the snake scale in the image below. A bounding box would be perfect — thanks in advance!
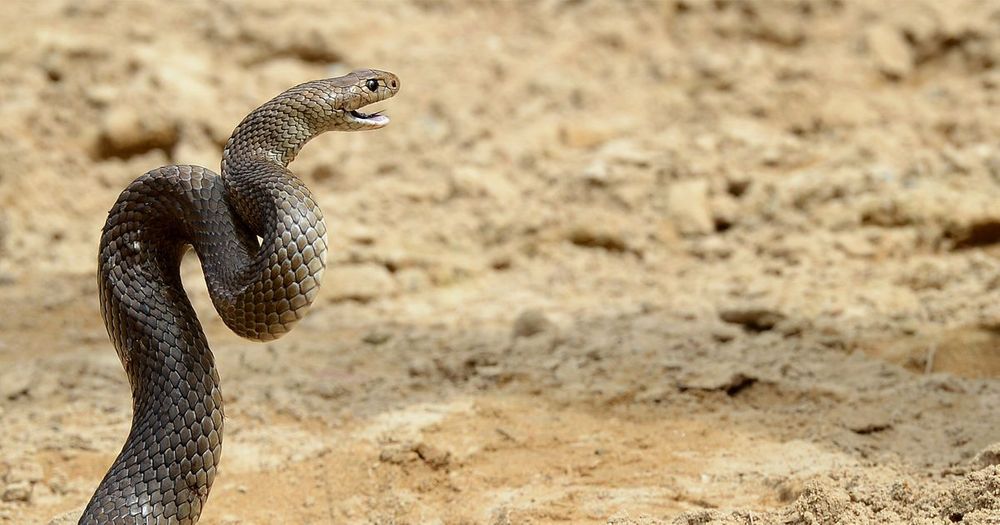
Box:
[81,69,400,524]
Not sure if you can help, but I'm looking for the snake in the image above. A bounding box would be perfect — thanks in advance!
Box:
[80,69,400,524]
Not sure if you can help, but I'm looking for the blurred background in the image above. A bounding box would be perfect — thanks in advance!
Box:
[2,0,1000,523]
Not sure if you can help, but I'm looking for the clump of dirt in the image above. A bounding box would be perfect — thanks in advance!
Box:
[2,1,1000,523]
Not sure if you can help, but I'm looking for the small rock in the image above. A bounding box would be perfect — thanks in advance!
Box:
[777,478,807,503]
[378,444,417,465]
[607,510,669,524]
[475,364,507,380]
[512,309,554,338]
[269,22,344,64]
[395,267,431,292]
[691,50,736,89]
[342,224,376,245]
[688,237,733,260]
[559,122,613,149]
[83,84,118,107]
[567,225,629,253]
[447,167,516,200]
[835,234,876,258]
[677,369,757,395]
[2,481,31,502]
[47,509,82,525]
[948,218,1000,250]
[306,382,349,401]
[95,106,179,159]
[710,194,739,231]
[414,443,450,470]
[362,329,392,345]
[818,93,880,128]
[752,11,805,47]
[972,443,1000,469]
[598,139,651,166]
[324,264,396,302]
[0,368,32,399]
[218,514,255,525]
[839,406,893,435]
[491,506,513,525]
[710,323,741,342]
[580,160,610,186]
[6,461,43,483]
[407,356,435,378]
[718,305,786,332]
[867,25,913,79]
[667,180,714,236]
[489,251,514,271]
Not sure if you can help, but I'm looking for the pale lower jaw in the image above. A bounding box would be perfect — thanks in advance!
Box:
[348,110,390,128]
[361,114,390,127]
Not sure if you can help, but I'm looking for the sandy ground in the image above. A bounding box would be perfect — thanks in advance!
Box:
[2,0,1000,523]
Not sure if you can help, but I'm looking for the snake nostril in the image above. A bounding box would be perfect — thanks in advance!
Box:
[390,79,397,89]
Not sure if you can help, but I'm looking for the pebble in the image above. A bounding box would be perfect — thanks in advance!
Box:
[718,305,786,332]
[667,180,714,236]
[677,369,756,395]
[46,509,82,525]
[597,139,650,166]
[83,83,118,107]
[710,323,741,343]
[447,166,516,200]
[580,160,610,186]
[972,443,1000,469]
[566,223,628,252]
[2,481,31,502]
[414,442,450,470]
[0,368,32,399]
[559,122,613,149]
[270,22,344,64]
[324,264,396,302]
[866,25,913,79]
[362,329,392,346]
[95,106,178,159]
[395,267,431,293]
[6,460,43,483]
[379,444,417,465]
[840,407,893,435]
[512,309,554,338]
[688,237,733,260]
[752,11,805,47]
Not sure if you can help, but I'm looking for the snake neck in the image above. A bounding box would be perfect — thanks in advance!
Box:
[221,81,345,171]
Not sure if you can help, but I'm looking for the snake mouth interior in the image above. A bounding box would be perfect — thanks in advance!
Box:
[348,107,390,127]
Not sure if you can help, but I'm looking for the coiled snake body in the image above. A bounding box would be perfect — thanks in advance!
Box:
[82,69,400,524]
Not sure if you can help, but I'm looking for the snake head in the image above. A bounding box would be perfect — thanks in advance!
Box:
[330,69,400,131]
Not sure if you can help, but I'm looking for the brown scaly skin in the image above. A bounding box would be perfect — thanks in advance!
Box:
[81,69,400,524]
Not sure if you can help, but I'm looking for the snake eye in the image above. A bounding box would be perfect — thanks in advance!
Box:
[365,79,379,92]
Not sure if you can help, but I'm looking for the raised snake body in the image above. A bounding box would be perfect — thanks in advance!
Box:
[81,69,400,524]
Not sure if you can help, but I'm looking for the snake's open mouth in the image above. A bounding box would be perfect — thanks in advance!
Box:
[348,108,390,128]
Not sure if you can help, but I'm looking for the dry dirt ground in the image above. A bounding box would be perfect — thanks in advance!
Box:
[2,1,1000,523]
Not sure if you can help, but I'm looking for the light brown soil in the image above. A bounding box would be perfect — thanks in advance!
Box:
[2,1,1000,524]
